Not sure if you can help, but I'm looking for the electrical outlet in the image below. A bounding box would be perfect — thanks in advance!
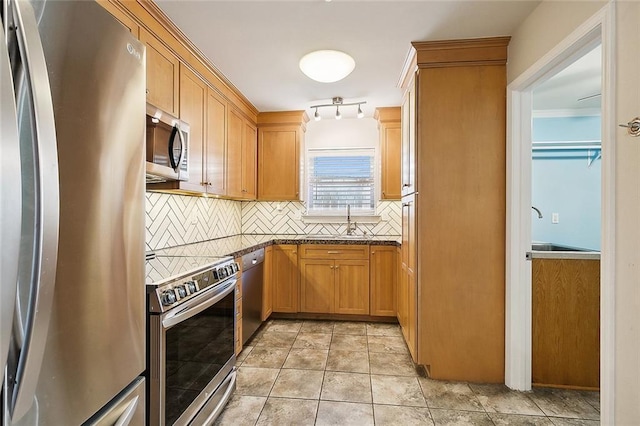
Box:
[552,213,559,224]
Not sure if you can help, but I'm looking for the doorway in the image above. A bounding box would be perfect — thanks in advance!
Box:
[530,44,601,390]
[504,3,614,421]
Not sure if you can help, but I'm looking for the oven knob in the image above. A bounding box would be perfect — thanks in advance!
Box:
[233,262,240,273]
[160,290,177,306]
[217,267,227,278]
[185,281,197,294]
[226,265,234,275]
[175,285,187,299]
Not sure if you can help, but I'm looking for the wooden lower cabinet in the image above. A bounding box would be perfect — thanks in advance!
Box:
[370,246,397,317]
[271,245,299,313]
[262,246,273,320]
[532,258,600,389]
[299,245,370,315]
[235,262,243,355]
[299,259,335,313]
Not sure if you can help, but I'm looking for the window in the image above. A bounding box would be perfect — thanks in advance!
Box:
[307,149,375,215]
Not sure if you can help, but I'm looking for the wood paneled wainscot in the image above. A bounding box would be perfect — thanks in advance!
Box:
[257,111,309,201]
[299,245,370,315]
[532,257,600,390]
[398,37,510,382]
[375,107,401,200]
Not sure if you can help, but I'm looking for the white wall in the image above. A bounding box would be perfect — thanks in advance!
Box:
[613,1,640,423]
[508,1,606,83]
[509,1,640,422]
[305,117,379,150]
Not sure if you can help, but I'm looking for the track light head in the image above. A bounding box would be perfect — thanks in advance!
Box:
[357,104,364,119]
[314,107,321,121]
[335,106,342,120]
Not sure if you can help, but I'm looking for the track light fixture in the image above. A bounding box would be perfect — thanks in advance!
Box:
[310,97,366,121]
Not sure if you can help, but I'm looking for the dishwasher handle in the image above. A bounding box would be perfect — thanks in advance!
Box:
[241,247,265,271]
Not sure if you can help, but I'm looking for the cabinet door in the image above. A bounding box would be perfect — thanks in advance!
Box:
[370,246,397,316]
[242,121,257,199]
[334,260,369,315]
[262,246,273,321]
[139,28,179,116]
[272,245,299,313]
[179,64,207,192]
[299,259,334,313]
[258,126,300,200]
[226,107,244,198]
[206,88,226,195]
[407,266,417,362]
[381,123,401,200]
[401,74,417,196]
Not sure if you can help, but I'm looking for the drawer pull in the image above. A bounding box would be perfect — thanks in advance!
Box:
[327,251,342,254]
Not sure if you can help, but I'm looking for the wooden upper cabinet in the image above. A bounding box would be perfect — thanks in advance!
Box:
[97,1,139,36]
[242,121,257,199]
[257,111,309,201]
[206,88,227,195]
[370,245,397,317]
[401,76,417,197]
[178,64,207,193]
[139,28,179,116]
[375,108,401,200]
[227,107,244,199]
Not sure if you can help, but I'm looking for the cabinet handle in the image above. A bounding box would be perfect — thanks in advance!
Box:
[146,89,149,94]
[292,251,297,254]
[330,266,334,269]
[402,183,410,188]
[402,202,412,207]
[372,252,375,255]
[327,251,341,254]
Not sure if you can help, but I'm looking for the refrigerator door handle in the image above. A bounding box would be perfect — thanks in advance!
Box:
[7,0,60,421]
[113,395,139,426]
[0,18,21,384]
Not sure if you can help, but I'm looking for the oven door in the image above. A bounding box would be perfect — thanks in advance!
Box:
[149,278,237,426]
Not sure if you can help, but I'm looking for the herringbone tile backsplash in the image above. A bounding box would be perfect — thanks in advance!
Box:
[146,193,241,251]
[146,193,401,251]
[241,201,402,236]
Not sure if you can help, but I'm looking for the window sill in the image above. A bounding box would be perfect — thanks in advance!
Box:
[302,215,382,224]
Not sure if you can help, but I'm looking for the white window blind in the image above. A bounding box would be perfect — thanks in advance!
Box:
[307,149,375,214]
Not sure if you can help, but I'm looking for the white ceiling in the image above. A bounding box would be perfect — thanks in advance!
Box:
[533,44,602,112]
[154,0,540,119]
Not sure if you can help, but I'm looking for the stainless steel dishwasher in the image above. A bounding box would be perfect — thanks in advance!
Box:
[241,248,264,344]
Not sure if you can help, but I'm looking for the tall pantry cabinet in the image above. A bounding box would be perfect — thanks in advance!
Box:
[399,37,509,383]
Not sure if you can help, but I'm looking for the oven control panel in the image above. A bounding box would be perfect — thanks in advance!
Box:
[148,259,239,313]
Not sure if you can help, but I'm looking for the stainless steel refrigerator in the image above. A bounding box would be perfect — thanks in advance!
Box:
[1,0,146,424]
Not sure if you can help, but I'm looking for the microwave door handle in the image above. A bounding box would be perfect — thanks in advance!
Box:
[7,0,60,421]
[0,18,21,384]
[168,124,184,172]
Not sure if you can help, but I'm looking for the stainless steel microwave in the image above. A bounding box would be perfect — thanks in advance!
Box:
[145,104,189,183]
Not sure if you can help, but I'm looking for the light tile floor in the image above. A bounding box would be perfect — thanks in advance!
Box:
[215,319,600,426]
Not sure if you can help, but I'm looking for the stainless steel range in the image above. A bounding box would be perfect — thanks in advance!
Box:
[146,254,239,425]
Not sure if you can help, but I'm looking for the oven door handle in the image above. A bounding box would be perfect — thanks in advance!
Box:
[162,279,236,329]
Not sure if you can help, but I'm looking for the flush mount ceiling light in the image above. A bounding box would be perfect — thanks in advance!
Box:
[311,97,366,121]
[299,50,355,83]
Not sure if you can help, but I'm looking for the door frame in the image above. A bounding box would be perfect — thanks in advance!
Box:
[505,2,615,424]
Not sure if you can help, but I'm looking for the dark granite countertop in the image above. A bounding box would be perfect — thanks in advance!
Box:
[146,234,400,283]
[151,234,401,259]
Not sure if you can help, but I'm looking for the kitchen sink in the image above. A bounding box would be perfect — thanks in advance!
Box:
[304,234,372,240]
[531,243,593,252]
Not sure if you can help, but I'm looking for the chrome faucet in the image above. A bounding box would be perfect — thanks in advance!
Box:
[346,204,357,235]
[532,206,543,219]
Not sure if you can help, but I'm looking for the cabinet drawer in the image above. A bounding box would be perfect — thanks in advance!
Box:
[299,244,369,260]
